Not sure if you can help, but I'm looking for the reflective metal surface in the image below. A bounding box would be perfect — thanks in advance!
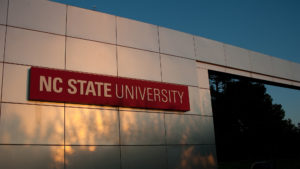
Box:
[186,87,213,116]
[0,0,8,25]
[8,0,66,34]
[250,51,273,76]
[195,36,226,66]
[2,64,30,103]
[159,27,195,59]
[184,87,201,115]
[0,63,2,100]
[0,103,64,144]
[165,114,215,144]
[224,44,251,71]
[271,56,293,79]
[167,145,217,169]
[272,76,293,86]
[118,46,161,81]
[2,63,64,106]
[291,62,300,82]
[199,89,213,116]
[161,54,198,86]
[252,73,274,82]
[0,25,5,61]
[65,103,117,110]
[121,146,167,169]
[120,111,165,145]
[197,68,209,89]
[117,17,159,52]
[65,107,119,145]
[67,6,116,44]
[0,145,64,169]
[5,27,65,68]
[225,67,252,77]
[66,37,117,76]
[197,62,226,72]
[65,146,120,169]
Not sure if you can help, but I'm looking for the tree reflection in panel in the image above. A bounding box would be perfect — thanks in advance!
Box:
[209,71,300,169]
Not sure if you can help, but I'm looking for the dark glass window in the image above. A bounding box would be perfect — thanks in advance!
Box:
[209,70,300,169]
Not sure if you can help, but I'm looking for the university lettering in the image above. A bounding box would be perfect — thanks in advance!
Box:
[29,67,190,111]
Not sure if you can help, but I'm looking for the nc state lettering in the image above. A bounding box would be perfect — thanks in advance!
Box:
[39,75,185,104]
[39,76,63,93]
[66,78,112,97]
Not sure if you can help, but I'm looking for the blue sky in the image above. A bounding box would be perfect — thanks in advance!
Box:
[266,85,300,125]
[51,0,300,125]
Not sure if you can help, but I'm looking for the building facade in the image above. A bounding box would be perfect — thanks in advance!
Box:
[0,0,299,169]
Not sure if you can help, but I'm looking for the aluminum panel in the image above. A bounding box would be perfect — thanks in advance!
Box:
[199,63,226,72]
[293,81,300,87]
[183,87,212,116]
[65,107,119,145]
[272,77,293,86]
[66,37,117,76]
[2,64,30,103]
[167,145,217,169]
[291,62,300,81]
[271,57,293,80]
[0,145,64,169]
[197,68,209,89]
[184,87,200,115]
[8,0,66,34]
[0,25,5,61]
[67,6,116,44]
[65,103,117,110]
[2,64,64,106]
[0,63,2,100]
[224,44,251,71]
[161,54,198,86]
[118,46,161,81]
[225,67,251,78]
[195,36,226,65]
[251,73,273,82]
[120,111,165,145]
[121,146,167,169]
[5,27,65,68]
[199,89,213,116]
[119,106,164,113]
[159,27,195,59]
[0,103,64,144]
[65,146,120,169]
[0,0,8,25]
[250,51,273,76]
[117,17,159,52]
[165,114,215,144]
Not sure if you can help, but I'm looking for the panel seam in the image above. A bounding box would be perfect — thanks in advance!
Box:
[0,0,10,119]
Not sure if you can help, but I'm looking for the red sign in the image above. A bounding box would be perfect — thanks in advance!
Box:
[29,67,190,111]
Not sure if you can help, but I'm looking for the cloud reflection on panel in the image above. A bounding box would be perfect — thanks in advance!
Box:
[168,145,217,169]
[120,111,165,145]
[65,107,119,146]
[165,114,215,145]
[65,146,120,169]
